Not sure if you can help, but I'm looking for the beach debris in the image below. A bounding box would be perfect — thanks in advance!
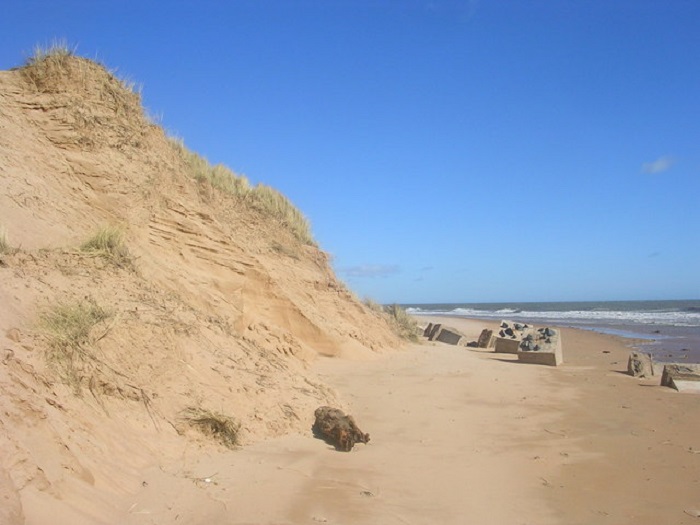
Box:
[683,509,700,518]
[312,406,370,452]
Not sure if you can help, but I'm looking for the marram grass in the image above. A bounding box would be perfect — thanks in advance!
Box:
[169,138,315,245]
[40,299,113,393]
[80,226,134,269]
[363,300,420,342]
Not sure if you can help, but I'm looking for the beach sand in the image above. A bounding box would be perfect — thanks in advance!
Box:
[117,317,700,525]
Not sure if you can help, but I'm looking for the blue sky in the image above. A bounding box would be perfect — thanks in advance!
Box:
[2,1,699,304]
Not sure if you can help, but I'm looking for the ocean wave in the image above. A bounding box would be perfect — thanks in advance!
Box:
[410,307,700,327]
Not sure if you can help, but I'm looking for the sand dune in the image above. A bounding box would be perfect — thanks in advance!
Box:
[0,52,400,523]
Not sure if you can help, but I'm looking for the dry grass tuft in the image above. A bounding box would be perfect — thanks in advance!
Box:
[80,226,134,269]
[364,300,420,342]
[248,184,314,245]
[169,138,315,245]
[40,299,113,393]
[385,304,420,342]
[19,44,146,150]
[0,228,12,255]
[181,407,241,448]
[20,40,77,92]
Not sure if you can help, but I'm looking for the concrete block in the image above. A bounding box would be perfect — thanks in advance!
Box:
[516,327,563,366]
[628,351,655,377]
[477,329,493,348]
[494,337,521,354]
[435,327,465,346]
[494,320,528,353]
[427,323,441,341]
[661,364,700,393]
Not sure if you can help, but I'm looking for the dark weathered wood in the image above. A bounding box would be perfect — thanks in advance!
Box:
[312,406,370,451]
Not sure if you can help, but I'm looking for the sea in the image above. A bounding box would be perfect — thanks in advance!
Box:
[404,300,700,363]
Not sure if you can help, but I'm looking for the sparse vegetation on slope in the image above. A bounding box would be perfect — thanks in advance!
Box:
[80,226,134,269]
[19,40,75,91]
[40,299,114,393]
[21,41,137,95]
[181,407,241,448]
[364,300,420,342]
[18,43,146,150]
[170,138,315,245]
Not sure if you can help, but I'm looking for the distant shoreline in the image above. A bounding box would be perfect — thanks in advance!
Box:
[407,300,700,363]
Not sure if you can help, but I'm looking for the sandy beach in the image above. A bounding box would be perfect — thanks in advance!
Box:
[110,317,699,525]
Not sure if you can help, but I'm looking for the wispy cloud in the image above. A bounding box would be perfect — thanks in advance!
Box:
[342,264,400,278]
[642,155,675,174]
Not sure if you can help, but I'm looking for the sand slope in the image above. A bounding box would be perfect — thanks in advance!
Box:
[0,55,400,523]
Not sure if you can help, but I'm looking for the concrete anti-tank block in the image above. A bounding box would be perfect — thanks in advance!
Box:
[435,327,465,346]
[661,364,700,393]
[516,327,563,366]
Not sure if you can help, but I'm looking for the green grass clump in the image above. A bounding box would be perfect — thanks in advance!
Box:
[169,138,315,245]
[181,407,241,448]
[80,226,133,269]
[40,299,113,392]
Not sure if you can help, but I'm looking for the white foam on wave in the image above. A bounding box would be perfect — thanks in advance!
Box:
[411,307,700,327]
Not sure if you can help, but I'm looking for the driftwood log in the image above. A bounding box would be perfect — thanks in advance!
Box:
[312,406,370,452]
